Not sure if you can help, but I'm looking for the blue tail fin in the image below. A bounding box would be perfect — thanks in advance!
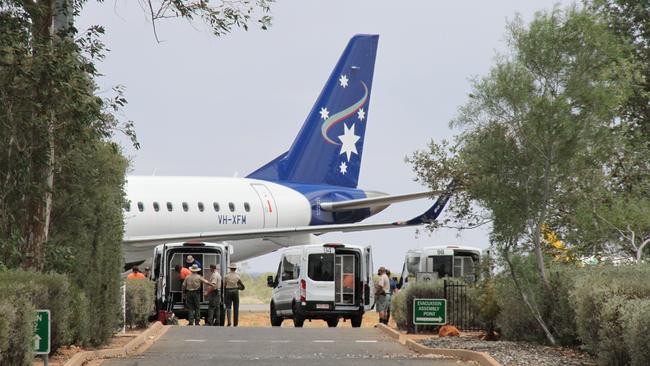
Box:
[248,34,379,188]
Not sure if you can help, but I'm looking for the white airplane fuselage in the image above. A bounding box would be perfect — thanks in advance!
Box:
[123,176,314,263]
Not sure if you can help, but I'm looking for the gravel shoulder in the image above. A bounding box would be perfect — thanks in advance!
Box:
[419,336,597,366]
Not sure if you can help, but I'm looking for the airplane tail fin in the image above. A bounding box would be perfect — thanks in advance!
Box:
[248,34,379,188]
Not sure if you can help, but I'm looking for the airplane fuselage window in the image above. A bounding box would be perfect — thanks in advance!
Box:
[229,202,235,212]
[167,202,173,212]
[125,202,131,212]
[153,202,160,212]
[213,202,220,212]
[198,202,204,212]
[244,202,250,212]
[182,202,189,212]
[137,202,144,212]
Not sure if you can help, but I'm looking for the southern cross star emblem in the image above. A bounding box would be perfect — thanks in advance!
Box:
[338,123,360,162]
[319,77,368,174]
[339,161,348,174]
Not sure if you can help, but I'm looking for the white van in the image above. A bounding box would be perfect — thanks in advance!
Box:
[400,245,482,288]
[267,243,374,328]
[151,241,232,324]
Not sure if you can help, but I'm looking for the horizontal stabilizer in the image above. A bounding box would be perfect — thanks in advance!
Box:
[320,191,437,212]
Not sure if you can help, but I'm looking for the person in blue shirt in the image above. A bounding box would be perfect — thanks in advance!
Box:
[386,269,398,324]
[185,255,202,269]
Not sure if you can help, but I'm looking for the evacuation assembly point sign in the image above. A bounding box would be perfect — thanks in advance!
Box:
[34,309,50,354]
[413,298,446,325]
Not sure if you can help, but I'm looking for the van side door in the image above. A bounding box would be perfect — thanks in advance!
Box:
[275,254,300,315]
[364,246,374,311]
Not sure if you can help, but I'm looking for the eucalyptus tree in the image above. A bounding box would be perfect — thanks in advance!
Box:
[0,0,272,271]
[409,6,637,344]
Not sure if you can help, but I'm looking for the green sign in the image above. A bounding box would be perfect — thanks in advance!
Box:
[34,309,50,354]
[413,298,446,325]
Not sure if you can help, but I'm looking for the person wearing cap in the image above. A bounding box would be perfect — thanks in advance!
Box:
[205,264,222,326]
[375,266,390,325]
[182,264,210,325]
[185,255,202,269]
[223,264,244,326]
[127,266,145,280]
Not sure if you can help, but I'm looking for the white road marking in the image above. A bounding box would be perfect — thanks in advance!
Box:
[355,340,378,343]
[312,340,335,343]
[185,339,206,342]
[228,340,248,343]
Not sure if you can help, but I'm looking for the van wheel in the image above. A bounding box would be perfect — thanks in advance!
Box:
[270,302,283,327]
[351,315,363,328]
[293,315,304,328]
[326,318,338,328]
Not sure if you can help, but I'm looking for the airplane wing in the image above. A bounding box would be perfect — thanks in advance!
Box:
[124,186,452,245]
[319,191,439,212]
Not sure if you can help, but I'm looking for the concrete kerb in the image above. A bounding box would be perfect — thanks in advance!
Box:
[63,321,169,366]
[375,324,502,366]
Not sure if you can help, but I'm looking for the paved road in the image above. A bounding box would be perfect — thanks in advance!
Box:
[103,326,470,366]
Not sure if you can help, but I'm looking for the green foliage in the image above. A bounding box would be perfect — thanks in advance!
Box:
[48,142,128,345]
[0,298,35,366]
[391,281,445,333]
[0,269,92,360]
[490,255,578,345]
[571,264,650,363]
[408,4,642,345]
[621,299,650,366]
[125,280,155,329]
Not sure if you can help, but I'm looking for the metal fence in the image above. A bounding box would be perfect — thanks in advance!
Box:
[443,280,481,331]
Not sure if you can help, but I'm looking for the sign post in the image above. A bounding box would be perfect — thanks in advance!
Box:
[413,298,446,333]
[35,309,50,365]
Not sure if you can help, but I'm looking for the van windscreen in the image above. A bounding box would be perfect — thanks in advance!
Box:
[308,253,334,281]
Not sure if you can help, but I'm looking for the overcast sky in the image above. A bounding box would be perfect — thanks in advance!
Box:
[79,0,569,273]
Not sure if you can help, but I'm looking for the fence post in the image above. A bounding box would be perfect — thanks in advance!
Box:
[443,279,447,299]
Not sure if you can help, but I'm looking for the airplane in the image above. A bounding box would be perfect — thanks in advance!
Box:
[122,34,452,264]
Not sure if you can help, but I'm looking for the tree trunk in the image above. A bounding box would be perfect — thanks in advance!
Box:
[503,245,557,345]
[20,0,57,271]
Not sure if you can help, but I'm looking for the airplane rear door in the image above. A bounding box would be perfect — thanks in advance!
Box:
[252,183,278,228]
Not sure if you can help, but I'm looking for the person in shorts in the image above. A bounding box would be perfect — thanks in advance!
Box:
[375,266,390,324]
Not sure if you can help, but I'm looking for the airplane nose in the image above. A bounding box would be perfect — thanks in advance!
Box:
[363,190,389,216]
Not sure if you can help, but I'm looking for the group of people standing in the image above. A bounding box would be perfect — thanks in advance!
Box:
[178,256,245,327]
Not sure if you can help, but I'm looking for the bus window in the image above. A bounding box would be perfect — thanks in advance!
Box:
[428,255,453,278]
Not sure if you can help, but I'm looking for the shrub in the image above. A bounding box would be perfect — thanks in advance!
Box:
[0,298,35,366]
[0,270,88,351]
[572,264,650,357]
[621,299,650,366]
[492,255,578,345]
[125,279,155,328]
[70,289,90,345]
[391,280,445,333]
[473,280,500,337]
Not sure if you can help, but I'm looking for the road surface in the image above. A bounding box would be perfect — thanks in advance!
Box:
[103,326,472,366]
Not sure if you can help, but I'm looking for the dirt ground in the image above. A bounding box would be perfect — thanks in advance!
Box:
[178,309,397,328]
[32,330,143,366]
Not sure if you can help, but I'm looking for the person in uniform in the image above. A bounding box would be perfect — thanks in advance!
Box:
[182,264,209,326]
[375,266,390,324]
[224,264,244,327]
[205,264,222,326]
